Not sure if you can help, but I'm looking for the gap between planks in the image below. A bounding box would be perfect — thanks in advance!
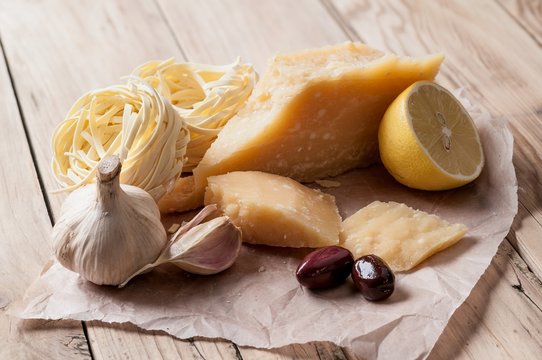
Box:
[496,0,542,47]
[0,35,55,225]
[323,0,542,285]
[1,0,540,358]
[0,34,91,359]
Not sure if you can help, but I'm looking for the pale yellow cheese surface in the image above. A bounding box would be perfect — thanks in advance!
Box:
[158,175,201,213]
[204,171,341,248]
[340,201,467,271]
[163,42,444,213]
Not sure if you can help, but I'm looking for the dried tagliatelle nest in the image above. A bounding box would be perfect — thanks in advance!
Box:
[51,80,189,201]
[132,58,257,171]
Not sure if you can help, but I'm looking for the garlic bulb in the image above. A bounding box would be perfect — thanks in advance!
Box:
[52,155,167,286]
[120,205,242,287]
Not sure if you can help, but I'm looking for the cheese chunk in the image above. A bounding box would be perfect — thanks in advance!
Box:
[204,171,341,248]
[163,42,444,212]
[340,201,467,271]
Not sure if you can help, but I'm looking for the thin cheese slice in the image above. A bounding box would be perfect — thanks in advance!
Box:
[340,201,467,271]
[161,42,444,212]
[204,171,341,248]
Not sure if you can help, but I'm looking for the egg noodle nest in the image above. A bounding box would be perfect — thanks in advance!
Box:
[51,59,256,199]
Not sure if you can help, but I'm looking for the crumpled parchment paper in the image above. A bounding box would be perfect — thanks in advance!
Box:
[11,91,517,359]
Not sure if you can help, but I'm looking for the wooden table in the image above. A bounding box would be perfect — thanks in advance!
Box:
[0,0,540,358]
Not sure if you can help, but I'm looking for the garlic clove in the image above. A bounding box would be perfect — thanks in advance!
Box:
[118,204,228,287]
[168,216,242,275]
[161,204,217,251]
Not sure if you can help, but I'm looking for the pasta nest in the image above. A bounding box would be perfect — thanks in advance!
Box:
[133,58,257,171]
[51,80,189,201]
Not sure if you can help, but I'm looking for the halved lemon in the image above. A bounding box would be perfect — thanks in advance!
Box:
[379,81,484,190]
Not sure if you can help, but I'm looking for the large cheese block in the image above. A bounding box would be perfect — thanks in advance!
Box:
[204,171,341,248]
[160,42,443,213]
[340,201,467,271]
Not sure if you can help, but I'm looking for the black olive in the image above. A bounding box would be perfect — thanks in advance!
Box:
[351,255,395,301]
[296,246,354,289]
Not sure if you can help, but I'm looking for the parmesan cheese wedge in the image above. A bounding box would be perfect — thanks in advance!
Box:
[340,201,467,271]
[204,171,341,248]
[161,42,444,213]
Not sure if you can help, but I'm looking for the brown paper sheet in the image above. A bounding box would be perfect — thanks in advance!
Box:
[10,91,517,359]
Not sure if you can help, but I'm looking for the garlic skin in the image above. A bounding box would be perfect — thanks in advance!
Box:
[170,216,242,275]
[52,156,167,286]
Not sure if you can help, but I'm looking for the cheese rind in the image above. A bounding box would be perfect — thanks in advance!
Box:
[204,171,341,248]
[163,42,444,213]
[340,201,467,271]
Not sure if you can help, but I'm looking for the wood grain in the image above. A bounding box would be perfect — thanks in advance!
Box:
[239,342,347,360]
[156,1,351,359]
[0,38,90,359]
[0,0,184,217]
[498,0,542,46]
[157,0,348,71]
[86,323,240,359]
[508,201,542,288]
[1,0,541,359]
[328,0,542,281]
[427,241,542,360]
[339,242,542,360]
[327,0,542,358]
[0,0,236,358]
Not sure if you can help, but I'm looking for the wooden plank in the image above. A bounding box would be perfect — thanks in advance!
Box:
[0,4,540,357]
[0,0,237,358]
[497,0,542,46]
[239,342,347,360]
[508,201,542,284]
[157,0,348,71]
[427,241,542,360]
[0,38,90,358]
[341,241,542,360]
[0,0,185,216]
[86,323,239,359]
[327,0,542,281]
[327,0,542,358]
[155,0,350,358]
